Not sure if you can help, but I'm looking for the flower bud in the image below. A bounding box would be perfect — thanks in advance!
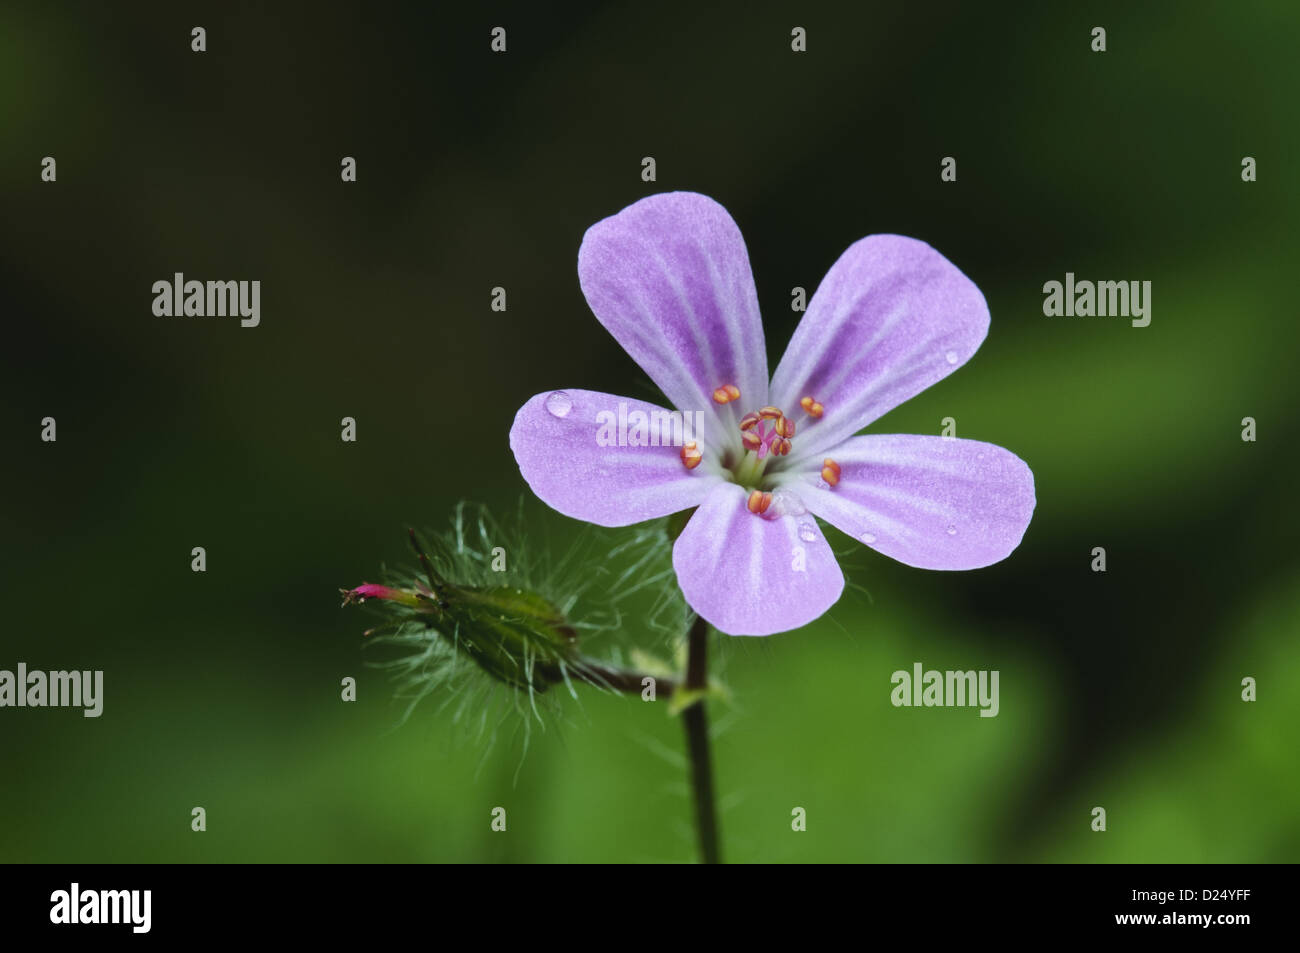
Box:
[345,578,579,692]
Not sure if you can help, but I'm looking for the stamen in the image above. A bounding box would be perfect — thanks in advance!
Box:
[821,458,841,486]
[713,384,741,404]
[800,395,825,419]
[736,405,797,461]
[680,441,703,470]
[747,489,773,515]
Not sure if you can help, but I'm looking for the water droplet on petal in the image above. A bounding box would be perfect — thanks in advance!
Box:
[798,521,818,542]
[859,531,877,545]
[944,350,959,365]
[771,489,806,517]
[946,525,957,536]
[544,391,573,418]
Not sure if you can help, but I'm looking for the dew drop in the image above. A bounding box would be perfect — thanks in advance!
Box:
[859,531,877,545]
[544,391,573,418]
[944,350,959,365]
[772,489,807,517]
[797,521,818,542]
[946,525,957,536]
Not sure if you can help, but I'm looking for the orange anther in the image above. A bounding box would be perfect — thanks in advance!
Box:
[758,406,783,419]
[723,384,740,401]
[739,411,761,431]
[821,458,841,486]
[680,441,702,470]
[747,489,773,514]
[775,415,795,438]
[800,396,824,419]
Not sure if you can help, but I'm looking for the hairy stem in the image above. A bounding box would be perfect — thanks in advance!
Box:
[681,614,721,864]
[536,658,677,697]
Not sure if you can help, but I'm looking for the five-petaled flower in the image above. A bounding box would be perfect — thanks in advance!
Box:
[510,192,1035,636]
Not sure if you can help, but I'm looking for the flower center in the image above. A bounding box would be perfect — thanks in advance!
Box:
[722,404,797,491]
[680,385,838,513]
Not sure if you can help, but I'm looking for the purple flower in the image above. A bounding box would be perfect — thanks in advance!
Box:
[509,192,1035,636]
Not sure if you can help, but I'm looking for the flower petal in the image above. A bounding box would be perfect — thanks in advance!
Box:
[797,435,1035,570]
[673,484,844,636]
[509,389,719,527]
[578,192,768,443]
[770,235,990,461]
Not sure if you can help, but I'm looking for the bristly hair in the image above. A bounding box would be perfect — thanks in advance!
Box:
[353,499,688,761]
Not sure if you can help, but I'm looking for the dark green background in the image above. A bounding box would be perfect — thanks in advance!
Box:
[2,1,1296,862]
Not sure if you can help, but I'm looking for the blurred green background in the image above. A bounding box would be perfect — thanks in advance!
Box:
[2,1,1297,863]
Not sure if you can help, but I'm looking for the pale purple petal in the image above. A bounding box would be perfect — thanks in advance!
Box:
[509,389,719,527]
[795,435,1034,570]
[770,235,989,461]
[578,192,768,443]
[673,484,845,636]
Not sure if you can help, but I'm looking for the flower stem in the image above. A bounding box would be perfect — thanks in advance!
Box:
[681,614,721,864]
[535,658,677,697]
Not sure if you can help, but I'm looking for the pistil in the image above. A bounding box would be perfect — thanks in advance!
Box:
[731,449,768,488]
